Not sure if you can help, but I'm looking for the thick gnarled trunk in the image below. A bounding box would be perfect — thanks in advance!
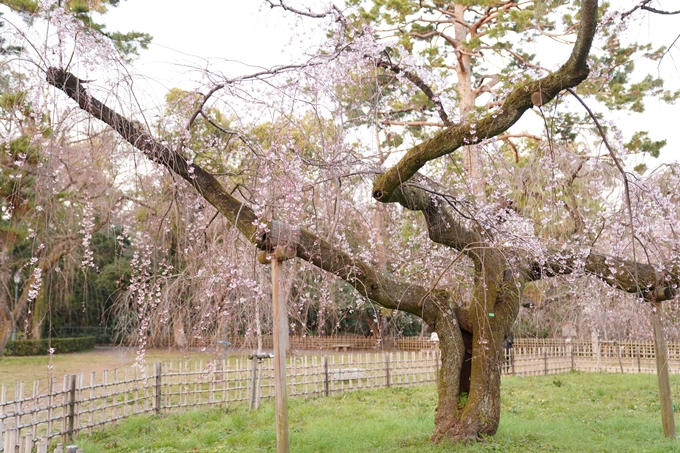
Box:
[433,252,521,442]
[433,320,505,441]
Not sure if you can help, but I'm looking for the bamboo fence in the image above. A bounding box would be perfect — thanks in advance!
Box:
[224,335,439,352]
[0,350,439,453]
[2,338,680,452]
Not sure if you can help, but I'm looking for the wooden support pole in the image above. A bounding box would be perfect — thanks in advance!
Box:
[154,363,162,415]
[258,220,300,453]
[385,353,391,387]
[272,257,289,453]
[323,356,329,397]
[650,303,676,439]
[68,374,77,441]
[249,357,259,411]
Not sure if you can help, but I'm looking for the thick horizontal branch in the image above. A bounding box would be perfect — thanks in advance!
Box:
[529,251,679,302]
[47,67,261,242]
[46,67,463,328]
[291,229,456,326]
[382,120,446,127]
[372,0,598,202]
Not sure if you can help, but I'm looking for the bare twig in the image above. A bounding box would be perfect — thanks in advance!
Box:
[622,0,680,19]
[566,87,641,290]
[377,58,453,126]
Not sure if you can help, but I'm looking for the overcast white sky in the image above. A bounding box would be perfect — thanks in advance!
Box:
[2,0,678,165]
[102,1,327,102]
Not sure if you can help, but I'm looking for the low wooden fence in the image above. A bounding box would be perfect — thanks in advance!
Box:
[508,338,676,375]
[225,335,438,352]
[0,350,439,453]
[2,338,680,452]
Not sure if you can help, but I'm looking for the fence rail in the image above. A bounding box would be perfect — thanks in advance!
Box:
[2,338,680,452]
[509,339,677,375]
[224,335,439,352]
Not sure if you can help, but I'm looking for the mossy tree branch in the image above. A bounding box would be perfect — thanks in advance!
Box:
[45,67,460,329]
[371,0,599,202]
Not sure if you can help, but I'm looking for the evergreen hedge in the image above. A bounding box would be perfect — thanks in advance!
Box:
[4,336,96,356]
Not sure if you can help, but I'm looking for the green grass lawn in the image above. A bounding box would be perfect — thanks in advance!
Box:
[75,371,680,452]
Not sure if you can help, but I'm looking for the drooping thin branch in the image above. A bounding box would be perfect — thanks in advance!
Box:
[566,87,640,291]
[183,62,320,135]
[417,249,467,308]
[658,33,680,67]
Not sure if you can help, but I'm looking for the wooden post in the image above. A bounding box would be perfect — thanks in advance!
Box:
[257,220,300,453]
[37,437,48,453]
[322,356,329,397]
[14,382,21,447]
[68,374,77,441]
[22,435,33,453]
[650,303,676,439]
[616,342,624,373]
[637,346,641,373]
[154,363,162,415]
[249,357,259,411]
[385,353,391,387]
[3,428,15,453]
[543,347,548,375]
[272,257,289,453]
